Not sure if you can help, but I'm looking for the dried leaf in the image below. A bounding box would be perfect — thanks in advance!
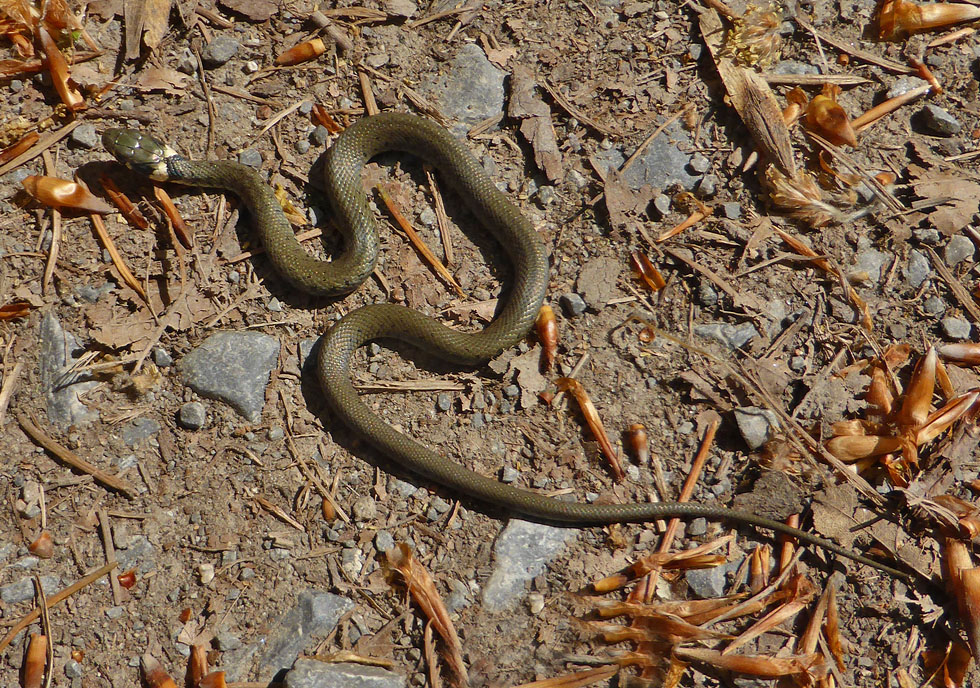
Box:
[22,175,113,213]
[556,377,624,480]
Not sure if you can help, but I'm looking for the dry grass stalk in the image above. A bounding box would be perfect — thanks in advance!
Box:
[153,186,193,249]
[99,176,149,230]
[673,647,825,679]
[724,577,815,654]
[555,377,625,481]
[88,213,149,303]
[386,543,468,686]
[509,665,618,688]
[592,536,734,593]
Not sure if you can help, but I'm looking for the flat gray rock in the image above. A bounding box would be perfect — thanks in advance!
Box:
[591,120,701,191]
[256,591,355,678]
[284,659,406,688]
[482,519,577,612]
[431,43,506,127]
[180,332,280,422]
[39,313,98,427]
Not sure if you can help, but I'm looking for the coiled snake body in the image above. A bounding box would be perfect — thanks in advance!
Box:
[103,112,907,580]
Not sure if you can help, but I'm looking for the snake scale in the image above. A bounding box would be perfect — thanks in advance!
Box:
[102,112,908,580]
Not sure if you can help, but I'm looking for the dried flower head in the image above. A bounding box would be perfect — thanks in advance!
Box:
[761,166,841,227]
[726,4,784,66]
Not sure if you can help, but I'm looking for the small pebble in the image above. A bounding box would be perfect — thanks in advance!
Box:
[238,149,262,168]
[558,293,587,317]
[922,296,945,316]
[919,104,961,137]
[436,393,452,412]
[501,466,519,483]
[152,347,173,367]
[941,316,972,340]
[201,35,240,68]
[70,123,100,149]
[945,235,975,267]
[177,402,207,430]
[720,202,741,219]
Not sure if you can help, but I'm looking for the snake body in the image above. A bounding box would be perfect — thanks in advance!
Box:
[103,113,907,580]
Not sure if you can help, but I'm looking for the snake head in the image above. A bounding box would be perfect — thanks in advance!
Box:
[102,128,180,181]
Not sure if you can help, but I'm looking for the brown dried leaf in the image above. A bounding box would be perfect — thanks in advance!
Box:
[22,175,112,213]
[556,377,624,480]
[673,647,825,679]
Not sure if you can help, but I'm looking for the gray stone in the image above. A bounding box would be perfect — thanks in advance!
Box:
[180,332,280,422]
[941,316,972,340]
[120,417,160,446]
[152,347,173,367]
[694,322,759,350]
[721,202,741,219]
[903,250,931,288]
[374,531,395,553]
[115,535,156,573]
[105,605,124,619]
[285,659,405,688]
[698,279,719,307]
[945,235,975,266]
[733,406,780,450]
[483,520,578,611]
[178,401,207,430]
[436,393,452,412]
[0,574,60,604]
[387,476,418,498]
[74,282,113,303]
[201,35,240,67]
[771,60,820,75]
[686,517,708,537]
[39,313,98,427]
[214,631,242,651]
[854,248,890,284]
[685,559,743,598]
[351,496,378,522]
[919,104,961,136]
[432,43,506,127]
[254,592,355,678]
[238,148,262,168]
[501,466,519,483]
[65,659,84,678]
[922,296,945,316]
[887,76,928,99]
[311,125,329,146]
[70,123,100,149]
[558,293,587,317]
[591,120,701,191]
[914,228,942,245]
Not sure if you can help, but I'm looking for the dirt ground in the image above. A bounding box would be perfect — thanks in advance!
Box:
[2,0,980,686]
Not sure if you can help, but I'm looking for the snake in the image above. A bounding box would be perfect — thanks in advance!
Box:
[102,112,908,581]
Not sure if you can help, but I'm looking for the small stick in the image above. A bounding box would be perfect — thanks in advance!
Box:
[98,510,123,605]
[424,168,454,266]
[17,414,136,497]
[0,360,24,425]
[377,185,465,296]
[358,68,379,116]
[33,575,54,688]
[0,561,118,653]
[40,151,62,295]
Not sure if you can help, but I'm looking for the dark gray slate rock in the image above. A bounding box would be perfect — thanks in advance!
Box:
[255,591,355,678]
[284,659,406,688]
[39,313,98,427]
[120,417,160,446]
[431,43,506,127]
[482,520,577,612]
[180,332,279,422]
[1,574,60,604]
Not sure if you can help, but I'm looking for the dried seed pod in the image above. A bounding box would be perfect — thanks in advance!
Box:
[625,424,649,464]
[140,653,177,688]
[117,568,137,589]
[726,4,784,66]
[321,496,336,522]
[22,175,113,213]
[556,378,625,480]
[28,531,53,558]
[876,0,980,40]
[275,37,327,65]
[23,634,47,688]
[825,434,902,461]
[535,304,558,371]
[783,87,808,126]
[805,85,857,147]
[938,342,980,365]
[630,251,666,291]
[896,346,937,429]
